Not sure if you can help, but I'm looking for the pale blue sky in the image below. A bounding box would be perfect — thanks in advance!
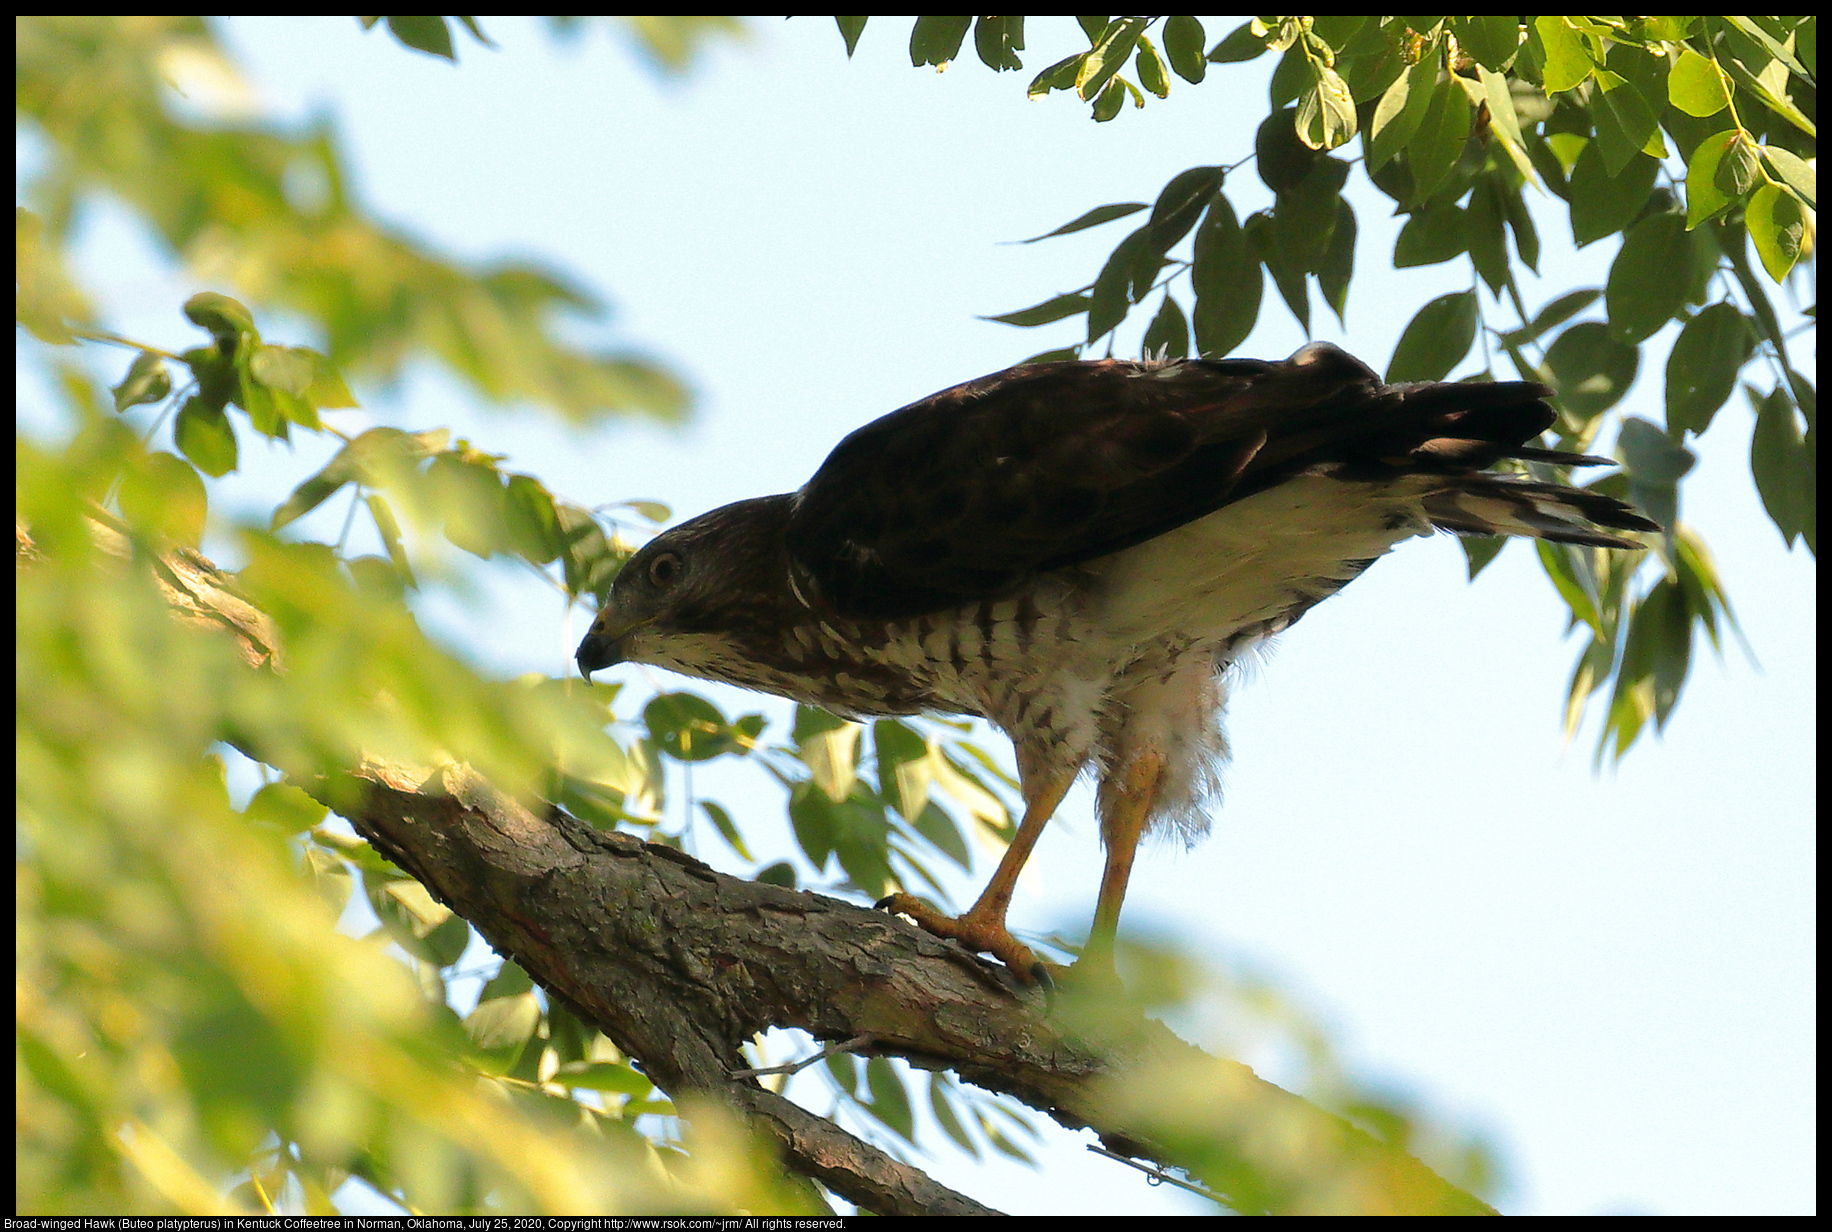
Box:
[18,16,1814,1216]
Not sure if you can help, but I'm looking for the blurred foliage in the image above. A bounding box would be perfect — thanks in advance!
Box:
[848,14,1816,761]
[16,404,808,1214]
[17,15,688,424]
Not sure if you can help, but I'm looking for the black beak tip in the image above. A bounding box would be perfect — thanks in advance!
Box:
[575,632,624,682]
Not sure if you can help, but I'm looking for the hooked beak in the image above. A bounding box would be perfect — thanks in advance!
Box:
[576,616,643,681]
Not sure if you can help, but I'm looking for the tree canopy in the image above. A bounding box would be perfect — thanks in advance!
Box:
[17,15,1814,1216]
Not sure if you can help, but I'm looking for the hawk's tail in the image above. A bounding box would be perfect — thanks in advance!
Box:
[1422,471,1660,549]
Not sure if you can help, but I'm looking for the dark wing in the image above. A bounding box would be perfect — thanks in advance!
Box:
[785,343,1656,619]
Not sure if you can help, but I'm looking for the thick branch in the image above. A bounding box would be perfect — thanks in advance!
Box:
[57,518,1495,1215]
[347,761,1495,1216]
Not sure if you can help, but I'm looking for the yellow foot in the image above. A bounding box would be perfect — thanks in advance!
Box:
[876,893,1049,983]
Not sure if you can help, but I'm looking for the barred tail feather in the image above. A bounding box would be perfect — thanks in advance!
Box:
[1423,476,1660,549]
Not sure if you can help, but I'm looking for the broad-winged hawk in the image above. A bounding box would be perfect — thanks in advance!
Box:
[576,344,1656,979]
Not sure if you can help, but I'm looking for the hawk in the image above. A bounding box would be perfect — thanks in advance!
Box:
[576,344,1656,979]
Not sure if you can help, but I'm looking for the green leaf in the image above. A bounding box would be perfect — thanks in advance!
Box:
[983,292,1091,329]
[1207,21,1266,63]
[183,292,257,351]
[1745,184,1807,282]
[1542,321,1640,421]
[1665,303,1753,437]
[112,351,171,413]
[1450,16,1521,71]
[1018,202,1147,244]
[1668,48,1731,117]
[1316,197,1357,324]
[1134,36,1170,99]
[835,16,867,57]
[1503,289,1601,348]
[1616,416,1695,530]
[248,344,323,430]
[1089,78,1126,122]
[1749,384,1814,548]
[1461,535,1507,580]
[908,15,971,67]
[1533,16,1596,94]
[384,15,456,60]
[1406,75,1472,202]
[118,451,207,548]
[1591,70,1659,177]
[1476,65,1538,186]
[1684,130,1743,229]
[699,801,751,861]
[1569,147,1659,246]
[365,493,414,585]
[427,453,509,559]
[1163,15,1206,83]
[1393,202,1467,267]
[787,785,838,871]
[1191,196,1261,358]
[644,692,737,762]
[1387,291,1477,382]
[503,474,563,565]
[248,343,314,397]
[1368,55,1438,173]
[368,875,469,967]
[1466,179,1510,295]
[864,1056,915,1141]
[1714,132,1762,200]
[929,1075,980,1157]
[1295,63,1356,150]
[300,348,358,409]
[1502,181,1531,271]
[1761,146,1815,209]
[245,783,329,835]
[797,713,860,803]
[829,789,893,896]
[1272,155,1349,274]
[463,992,539,1076]
[552,1060,653,1095]
[1088,227,1151,341]
[872,719,931,821]
[1246,210,1308,335]
[972,15,1024,72]
[1606,211,1690,344]
[1255,107,1319,194]
[1141,294,1190,361]
[755,861,797,889]
[1145,166,1225,251]
[1026,52,1083,100]
[1077,17,1149,102]
[911,800,970,870]
[174,395,239,478]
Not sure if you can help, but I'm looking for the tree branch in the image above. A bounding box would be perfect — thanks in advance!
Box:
[344,760,1496,1216]
[57,517,1495,1215]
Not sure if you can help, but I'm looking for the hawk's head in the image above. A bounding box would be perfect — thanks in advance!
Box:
[576,494,797,681]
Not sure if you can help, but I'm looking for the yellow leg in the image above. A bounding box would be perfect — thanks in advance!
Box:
[1086,751,1166,961]
[878,768,1075,980]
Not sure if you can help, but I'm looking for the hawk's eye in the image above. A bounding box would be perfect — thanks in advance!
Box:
[648,552,682,588]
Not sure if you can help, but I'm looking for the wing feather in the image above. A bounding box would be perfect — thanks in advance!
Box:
[785,344,1654,619]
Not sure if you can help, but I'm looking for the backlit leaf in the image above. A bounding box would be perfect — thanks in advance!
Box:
[1665,304,1753,437]
[1387,291,1477,382]
[1606,211,1690,344]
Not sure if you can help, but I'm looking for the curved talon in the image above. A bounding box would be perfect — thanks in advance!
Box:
[877,892,1045,981]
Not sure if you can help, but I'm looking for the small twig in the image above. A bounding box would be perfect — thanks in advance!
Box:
[1087,1142,1221,1203]
[730,1033,874,1080]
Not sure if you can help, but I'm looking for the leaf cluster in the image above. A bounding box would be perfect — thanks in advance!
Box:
[922,15,1813,759]
[17,16,692,425]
